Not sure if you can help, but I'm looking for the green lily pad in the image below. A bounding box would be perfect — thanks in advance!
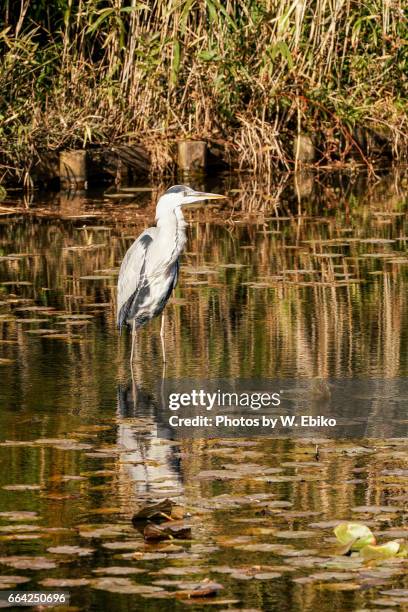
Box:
[334,522,376,551]
[360,541,400,561]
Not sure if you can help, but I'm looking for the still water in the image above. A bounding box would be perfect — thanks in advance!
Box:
[0,170,407,610]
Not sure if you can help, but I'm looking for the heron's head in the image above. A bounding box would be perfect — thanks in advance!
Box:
[155,185,225,221]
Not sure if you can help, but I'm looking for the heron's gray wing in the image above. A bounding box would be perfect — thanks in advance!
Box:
[117,227,157,329]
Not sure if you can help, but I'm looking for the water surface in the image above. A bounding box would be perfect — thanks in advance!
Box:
[0,170,407,610]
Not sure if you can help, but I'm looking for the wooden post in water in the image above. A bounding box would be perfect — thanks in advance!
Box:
[178,141,207,175]
[59,150,88,190]
[294,134,315,164]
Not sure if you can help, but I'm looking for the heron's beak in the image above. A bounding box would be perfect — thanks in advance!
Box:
[182,191,226,205]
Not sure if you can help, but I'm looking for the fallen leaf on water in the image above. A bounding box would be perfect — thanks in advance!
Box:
[53,442,93,451]
[102,540,144,550]
[0,524,41,533]
[39,578,90,587]
[2,485,41,491]
[360,541,400,561]
[352,505,401,514]
[47,546,94,556]
[309,520,343,529]
[0,576,29,586]
[34,438,79,445]
[0,556,57,570]
[155,567,204,576]
[0,534,43,541]
[370,597,404,607]
[130,552,167,561]
[78,525,129,539]
[92,566,145,575]
[253,573,281,580]
[0,511,38,521]
[294,571,355,584]
[140,590,174,599]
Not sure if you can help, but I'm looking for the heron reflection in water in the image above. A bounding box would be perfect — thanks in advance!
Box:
[117,185,225,363]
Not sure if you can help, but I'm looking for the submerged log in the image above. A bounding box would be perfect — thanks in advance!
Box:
[59,150,88,190]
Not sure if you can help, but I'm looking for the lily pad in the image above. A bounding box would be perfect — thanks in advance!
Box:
[334,522,376,551]
[360,541,400,561]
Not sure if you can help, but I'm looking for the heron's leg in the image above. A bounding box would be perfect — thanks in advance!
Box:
[130,320,137,364]
[160,313,166,363]
[130,362,137,412]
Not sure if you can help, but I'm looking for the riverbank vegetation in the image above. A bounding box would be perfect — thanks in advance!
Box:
[0,0,407,185]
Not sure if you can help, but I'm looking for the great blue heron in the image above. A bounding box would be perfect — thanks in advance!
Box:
[117,185,225,363]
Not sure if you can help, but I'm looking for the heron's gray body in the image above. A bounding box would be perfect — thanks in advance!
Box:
[117,212,186,331]
[117,184,225,362]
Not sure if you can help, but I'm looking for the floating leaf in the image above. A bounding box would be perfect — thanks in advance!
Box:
[0,576,29,586]
[253,572,281,580]
[360,541,400,561]
[102,540,144,550]
[352,505,401,514]
[334,523,376,551]
[156,567,204,576]
[92,566,145,575]
[0,511,38,521]
[2,484,41,491]
[0,524,41,533]
[47,546,94,556]
[39,578,90,587]
[0,556,57,570]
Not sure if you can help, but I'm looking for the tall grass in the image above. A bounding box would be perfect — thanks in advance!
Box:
[0,0,407,184]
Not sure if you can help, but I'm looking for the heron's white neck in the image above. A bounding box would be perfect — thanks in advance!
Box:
[156,206,186,229]
[155,207,187,262]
